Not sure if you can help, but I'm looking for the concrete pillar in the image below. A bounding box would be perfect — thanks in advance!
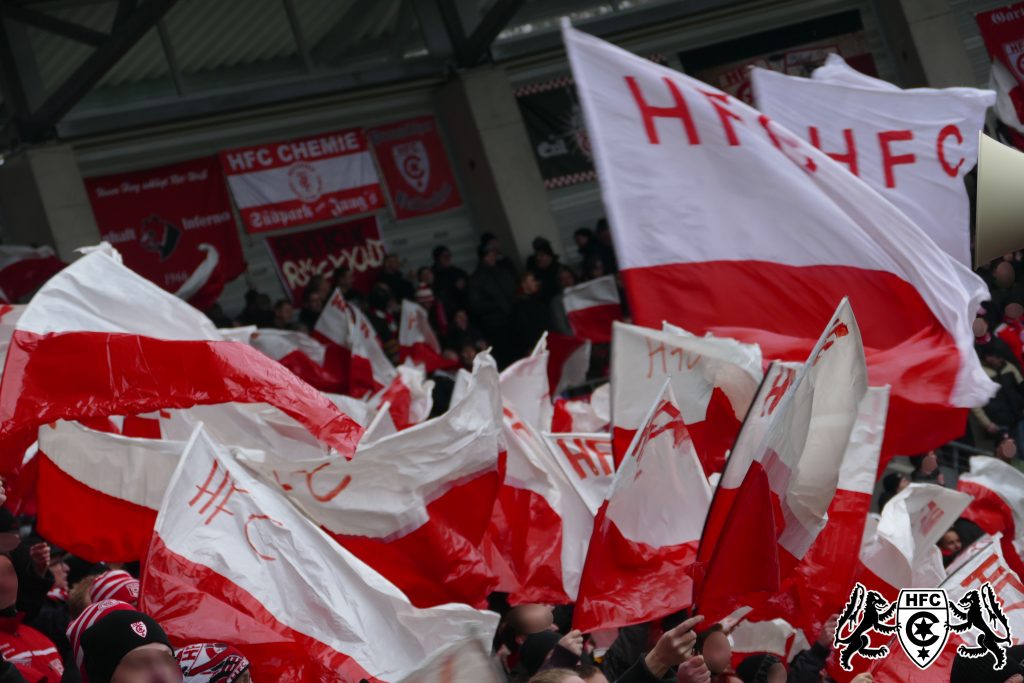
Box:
[436,65,563,268]
[0,144,100,260]
[896,0,977,88]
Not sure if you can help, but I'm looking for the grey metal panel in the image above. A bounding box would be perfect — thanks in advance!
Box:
[547,181,604,267]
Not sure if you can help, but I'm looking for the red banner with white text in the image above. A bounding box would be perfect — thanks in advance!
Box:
[220,128,385,234]
[264,216,385,305]
[84,156,245,310]
[367,116,462,220]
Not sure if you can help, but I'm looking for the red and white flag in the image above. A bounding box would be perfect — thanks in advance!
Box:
[35,420,185,562]
[172,243,224,312]
[694,299,868,622]
[373,364,434,431]
[398,300,456,373]
[140,426,498,683]
[397,636,504,683]
[219,129,384,234]
[551,395,607,433]
[0,245,363,473]
[314,289,396,397]
[957,455,1024,579]
[977,4,1024,137]
[499,337,553,432]
[562,275,621,344]
[611,321,762,472]
[751,59,993,266]
[563,24,996,460]
[540,432,614,515]
[545,331,591,396]
[250,328,344,392]
[573,381,712,631]
[0,304,23,378]
[239,353,503,608]
[0,246,64,304]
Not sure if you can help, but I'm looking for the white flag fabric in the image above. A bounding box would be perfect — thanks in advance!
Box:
[140,426,497,683]
[540,432,614,515]
[752,61,994,266]
[397,636,504,683]
[499,337,553,432]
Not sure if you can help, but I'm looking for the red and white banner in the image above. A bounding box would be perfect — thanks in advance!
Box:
[140,426,498,683]
[249,328,344,392]
[35,421,185,562]
[562,275,621,343]
[367,116,462,220]
[977,4,1024,134]
[550,394,607,433]
[694,299,868,623]
[499,338,553,432]
[314,289,397,398]
[546,332,591,396]
[220,129,384,234]
[374,364,434,431]
[611,322,762,473]
[573,382,712,631]
[752,61,994,266]
[0,245,364,474]
[563,24,996,460]
[0,246,64,305]
[540,432,614,515]
[84,156,245,310]
[957,454,1024,579]
[239,353,502,608]
[264,216,385,305]
[397,637,503,683]
[398,300,456,373]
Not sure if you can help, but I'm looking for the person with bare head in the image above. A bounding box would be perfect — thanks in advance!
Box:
[528,669,585,683]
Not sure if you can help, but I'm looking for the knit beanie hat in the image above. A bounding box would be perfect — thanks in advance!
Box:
[735,653,781,683]
[89,570,140,606]
[67,599,172,683]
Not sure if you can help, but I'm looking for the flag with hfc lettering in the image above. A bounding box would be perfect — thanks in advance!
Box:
[562,23,995,462]
[140,426,498,683]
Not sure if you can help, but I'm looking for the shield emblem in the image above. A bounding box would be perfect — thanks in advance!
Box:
[392,140,430,194]
[130,621,148,638]
[897,589,950,669]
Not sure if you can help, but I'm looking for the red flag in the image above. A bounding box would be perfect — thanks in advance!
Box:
[545,331,591,397]
[140,426,498,682]
[0,246,64,304]
[957,455,1024,582]
[562,275,621,343]
[563,24,995,461]
[239,353,503,608]
[0,245,363,474]
[573,381,712,631]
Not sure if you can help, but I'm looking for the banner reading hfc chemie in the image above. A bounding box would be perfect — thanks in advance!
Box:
[220,128,385,234]
[977,3,1024,135]
[264,216,385,304]
[367,116,462,220]
[84,156,245,310]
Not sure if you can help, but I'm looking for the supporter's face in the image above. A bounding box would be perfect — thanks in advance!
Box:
[701,632,732,674]
[938,531,962,556]
[974,318,989,338]
[1008,303,1024,321]
[0,557,16,609]
[766,662,787,683]
[515,604,555,634]
[590,260,605,278]
[575,234,589,248]
[340,271,355,290]
[558,269,575,289]
[454,310,469,329]
[438,251,452,267]
[535,252,553,269]
[985,354,1007,370]
[522,274,539,295]
[996,262,1016,288]
[306,292,323,312]
[460,345,477,368]
[483,251,498,267]
[998,437,1018,461]
[420,270,434,285]
[277,304,294,320]
[110,643,182,683]
[385,255,401,273]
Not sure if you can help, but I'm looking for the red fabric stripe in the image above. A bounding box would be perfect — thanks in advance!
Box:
[546,332,588,394]
[0,256,64,304]
[399,342,459,374]
[327,469,501,609]
[485,483,570,605]
[140,535,379,683]
[573,499,699,632]
[36,454,156,563]
[567,305,620,344]
[958,480,1018,541]
[0,331,363,473]
[277,349,345,393]
[622,261,968,463]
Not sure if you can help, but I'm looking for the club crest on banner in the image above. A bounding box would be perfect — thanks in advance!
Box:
[835,582,1014,671]
[130,621,148,638]
[288,163,324,202]
[393,140,430,193]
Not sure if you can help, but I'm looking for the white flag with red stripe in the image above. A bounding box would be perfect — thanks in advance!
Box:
[573,381,712,631]
[499,337,552,431]
[35,420,185,563]
[540,432,614,515]
[398,300,454,373]
[0,244,363,474]
[562,275,621,343]
[250,328,344,392]
[314,289,397,397]
[372,363,434,431]
[546,332,591,396]
[694,298,868,623]
[140,426,498,683]
[562,24,995,463]
[956,455,1024,580]
[751,59,993,266]
[0,246,63,304]
[239,352,502,608]
[611,321,762,474]
[0,304,23,378]
[551,395,607,433]
[397,636,504,683]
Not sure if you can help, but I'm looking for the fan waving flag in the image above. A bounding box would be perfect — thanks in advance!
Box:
[562,275,621,344]
[0,246,64,304]
[611,322,762,472]
[36,420,185,563]
[239,353,503,608]
[0,245,363,474]
[562,23,996,461]
[573,381,712,632]
[141,426,498,683]
[693,299,868,623]
[398,300,456,373]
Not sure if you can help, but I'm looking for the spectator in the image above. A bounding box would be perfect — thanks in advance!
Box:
[581,253,606,282]
[573,228,595,263]
[735,654,785,683]
[415,267,448,335]
[0,553,63,682]
[432,246,469,316]
[937,527,963,567]
[550,266,577,336]
[514,272,551,357]
[528,670,585,683]
[271,299,297,330]
[237,290,272,327]
[469,244,517,367]
[575,663,608,683]
[593,219,618,274]
[67,601,178,683]
[877,472,909,511]
[526,238,561,301]
[974,318,1021,370]
[299,288,324,331]
[996,301,1024,365]
[971,344,1024,446]
[993,430,1024,474]
[988,261,1024,328]
[366,285,400,365]
[332,266,363,308]
[695,624,736,681]
[909,451,944,485]
[444,309,484,353]
[379,254,415,303]
[614,615,703,682]
[479,232,517,279]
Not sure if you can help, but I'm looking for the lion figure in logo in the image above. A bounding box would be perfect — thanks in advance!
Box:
[834,583,898,671]
[948,585,1012,669]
